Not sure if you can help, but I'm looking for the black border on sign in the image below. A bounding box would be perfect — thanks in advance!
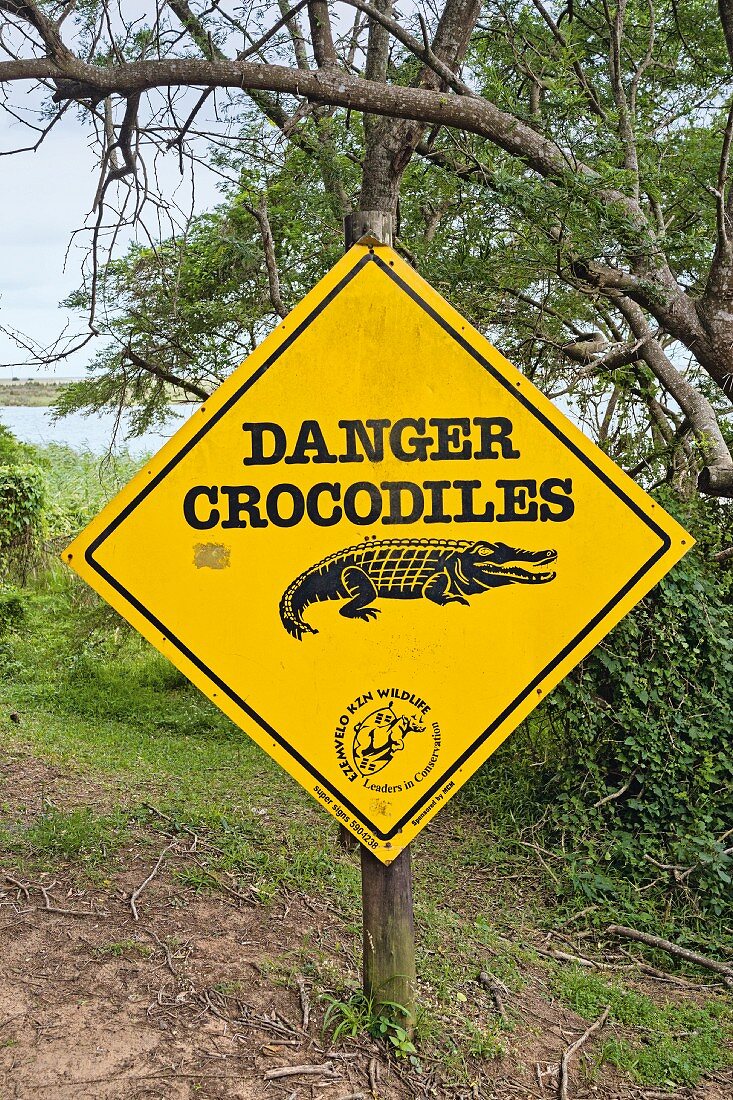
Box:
[86,251,672,842]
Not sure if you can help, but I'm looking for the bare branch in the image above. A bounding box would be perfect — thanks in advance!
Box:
[122,344,211,401]
[278,0,310,70]
[307,0,338,67]
[245,193,288,320]
[613,295,733,496]
[529,0,606,118]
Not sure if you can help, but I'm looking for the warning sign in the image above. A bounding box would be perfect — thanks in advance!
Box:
[63,243,692,860]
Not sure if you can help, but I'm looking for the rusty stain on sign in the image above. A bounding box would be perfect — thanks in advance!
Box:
[194,543,231,569]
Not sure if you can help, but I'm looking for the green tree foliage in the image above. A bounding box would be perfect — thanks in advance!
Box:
[23,0,729,496]
[530,495,733,912]
[0,464,45,585]
[55,139,355,435]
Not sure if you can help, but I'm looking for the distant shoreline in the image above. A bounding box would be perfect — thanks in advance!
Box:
[0,380,71,407]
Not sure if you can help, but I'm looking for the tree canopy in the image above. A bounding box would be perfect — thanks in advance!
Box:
[1,0,733,496]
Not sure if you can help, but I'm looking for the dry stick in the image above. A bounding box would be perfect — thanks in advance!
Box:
[478,971,508,1021]
[296,976,311,1031]
[4,874,30,900]
[592,770,637,808]
[368,1056,379,1096]
[37,883,102,918]
[130,839,178,920]
[618,949,713,990]
[264,1061,338,1080]
[535,946,614,969]
[144,928,177,977]
[607,925,733,983]
[558,1006,610,1100]
[190,856,258,905]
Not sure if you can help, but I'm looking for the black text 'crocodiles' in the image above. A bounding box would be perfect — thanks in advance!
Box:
[279,538,557,639]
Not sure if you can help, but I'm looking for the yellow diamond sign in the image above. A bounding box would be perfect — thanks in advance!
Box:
[63,243,692,861]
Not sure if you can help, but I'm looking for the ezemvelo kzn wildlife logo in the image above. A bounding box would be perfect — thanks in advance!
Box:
[279,537,558,639]
[333,688,441,796]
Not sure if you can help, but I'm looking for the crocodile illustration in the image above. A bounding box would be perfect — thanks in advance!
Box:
[279,537,558,639]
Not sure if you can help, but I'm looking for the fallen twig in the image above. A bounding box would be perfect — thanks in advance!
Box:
[264,1060,337,1080]
[607,925,733,984]
[144,928,178,977]
[368,1057,380,1096]
[130,840,178,920]
[4,874,30,900]
[37,882,103,918]
[593,772,637,808]
[189,857,258,905]
[558,1006,610,1099]
[553,905,598,928]
[535,946,614,969]
[296,976,311,1031]
[478,971,508,1021]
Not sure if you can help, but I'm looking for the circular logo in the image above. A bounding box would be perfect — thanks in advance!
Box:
[333,688,441,795]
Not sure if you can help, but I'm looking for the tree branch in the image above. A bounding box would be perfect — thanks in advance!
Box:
[307,0,338,66]
[245,194,288,320]
[612,295,733,496]
[123,344,210,401]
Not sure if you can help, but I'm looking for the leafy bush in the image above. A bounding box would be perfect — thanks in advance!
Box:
[543,495,733,912]
[0,588,25,636]
[0,424,37,465]
[465,494,733,916]
[0,464,45,583]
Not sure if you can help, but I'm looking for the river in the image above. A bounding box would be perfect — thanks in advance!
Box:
[0,404,193,457]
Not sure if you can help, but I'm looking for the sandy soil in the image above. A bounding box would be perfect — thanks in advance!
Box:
[0,750,731,1100]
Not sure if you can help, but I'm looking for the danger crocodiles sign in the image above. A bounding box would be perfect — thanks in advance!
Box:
[63,242,692,860]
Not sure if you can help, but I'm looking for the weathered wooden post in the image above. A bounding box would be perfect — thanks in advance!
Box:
[341,210,417,1030]
[337,210,396,856]
[361,844,416,1028]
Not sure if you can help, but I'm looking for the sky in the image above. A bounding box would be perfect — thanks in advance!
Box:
[0,109,222,380]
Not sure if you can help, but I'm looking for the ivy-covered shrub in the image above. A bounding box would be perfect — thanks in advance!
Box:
[542,494,733,913]
[464,494,733,916]
[0,464,45,584]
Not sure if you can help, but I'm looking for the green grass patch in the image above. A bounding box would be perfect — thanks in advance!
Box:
[93,938,154,959]
[553,968,733,1087]
[0,806,129,865]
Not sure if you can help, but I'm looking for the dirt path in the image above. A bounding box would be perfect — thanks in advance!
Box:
[0,750,731,1099]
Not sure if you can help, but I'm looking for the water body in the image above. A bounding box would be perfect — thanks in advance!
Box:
[0,404,192,457]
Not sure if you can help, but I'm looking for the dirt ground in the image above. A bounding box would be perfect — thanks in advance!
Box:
[1,751,731,1100]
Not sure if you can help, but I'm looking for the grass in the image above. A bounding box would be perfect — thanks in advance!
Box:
[554,968,733,1087]
[3,572,732,1087]
[0,806,130,868]
[93,939,154,959]
[0,380,68,407]
[1,439,732,1089]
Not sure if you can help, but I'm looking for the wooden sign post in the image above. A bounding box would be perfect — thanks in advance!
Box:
[344,212,416,1029]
